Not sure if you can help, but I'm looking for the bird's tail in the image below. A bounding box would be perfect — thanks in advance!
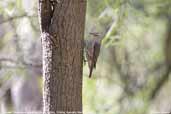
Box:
[89,67,93,78]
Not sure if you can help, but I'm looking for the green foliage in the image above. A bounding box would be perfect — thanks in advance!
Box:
[84,0,171,114]
[0,0,171,114]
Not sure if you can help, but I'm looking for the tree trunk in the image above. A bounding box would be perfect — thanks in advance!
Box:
[38,0,86,114]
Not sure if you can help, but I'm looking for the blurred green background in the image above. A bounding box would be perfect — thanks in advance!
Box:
[0,0,171,114]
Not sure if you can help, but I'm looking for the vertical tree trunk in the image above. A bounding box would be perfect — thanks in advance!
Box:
[38,0,86,114]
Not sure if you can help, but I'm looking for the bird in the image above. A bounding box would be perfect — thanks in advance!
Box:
[84,25,112,78]
[84,32,102,78]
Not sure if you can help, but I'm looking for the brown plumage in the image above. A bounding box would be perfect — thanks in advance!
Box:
[85,33,101,78]
[84,25,111,78]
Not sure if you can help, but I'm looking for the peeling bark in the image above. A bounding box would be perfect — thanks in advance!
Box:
[38,0,86,114]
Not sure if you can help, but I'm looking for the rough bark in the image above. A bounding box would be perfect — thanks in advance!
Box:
[38,0,86,114]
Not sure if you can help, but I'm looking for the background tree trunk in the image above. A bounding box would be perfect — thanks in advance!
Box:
[39,0,86,114]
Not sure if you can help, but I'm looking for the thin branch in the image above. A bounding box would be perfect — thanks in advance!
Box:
[0,57,42,68]
[149,20,171,100]
[149,66,170,99]
[0,14,37,25]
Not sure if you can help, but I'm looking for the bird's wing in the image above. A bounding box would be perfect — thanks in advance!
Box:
[93,41,101,68]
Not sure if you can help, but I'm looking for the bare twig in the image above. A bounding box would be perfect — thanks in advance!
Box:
[0,14,37,25]
[149,66,170,99]
[150,20,171,100]
[0,57,42,68]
